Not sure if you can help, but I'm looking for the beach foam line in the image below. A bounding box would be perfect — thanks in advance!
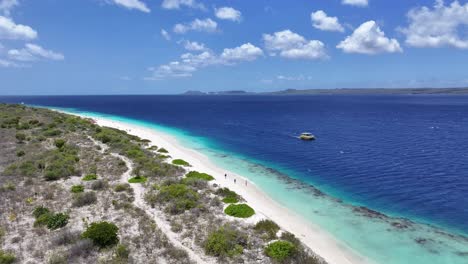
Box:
[61,110,374,264]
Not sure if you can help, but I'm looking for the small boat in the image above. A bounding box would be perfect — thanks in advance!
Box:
[299,132,315,141]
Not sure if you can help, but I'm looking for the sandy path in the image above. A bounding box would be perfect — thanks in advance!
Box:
[111,153,215,264]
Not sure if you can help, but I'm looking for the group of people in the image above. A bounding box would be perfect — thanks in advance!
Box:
[225,173,247,186]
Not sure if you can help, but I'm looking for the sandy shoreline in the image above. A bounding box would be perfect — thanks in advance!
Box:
[67,111,372,264]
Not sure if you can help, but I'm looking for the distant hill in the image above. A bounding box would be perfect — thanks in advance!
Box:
[182,88,468,95]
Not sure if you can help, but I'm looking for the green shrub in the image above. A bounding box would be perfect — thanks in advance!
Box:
[54,139,66,149]
[71,185,84,193]
[157,148,169,153]
[116,244,130,259]
[33,206,50,218]
[204,226,247,258]
[156,183,199,214]
[72,192,97,207]
[16,150,25,157]
[47,213,69,230]
[265,240,296,262]
[82,174,97,181]
[82,221,119,248]
[185,171,214,181]
[91,180,107,190]
[172,159,190,166]
[34,213,53,227]
[114,183,132,193]
[224,204,255,218]
[0,250,15,264]
[43,128,62,137]
[15,132,26,142]
[128,176,147,184]
[216,187,241,204]
[44,146,79,181]
[254,220,280,240]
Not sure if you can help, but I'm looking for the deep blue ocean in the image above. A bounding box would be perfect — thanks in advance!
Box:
[2,95,468,263]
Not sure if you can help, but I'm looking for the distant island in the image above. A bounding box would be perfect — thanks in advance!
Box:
[182,87,468,95]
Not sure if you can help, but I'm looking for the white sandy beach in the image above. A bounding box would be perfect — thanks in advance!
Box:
[69,112,372,264]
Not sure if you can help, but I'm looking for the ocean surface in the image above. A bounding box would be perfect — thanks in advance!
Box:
[1,95,468,264]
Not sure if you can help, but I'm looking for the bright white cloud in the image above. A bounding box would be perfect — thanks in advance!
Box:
[111,0,150,12]
[215,7,242,22]
[173,18,217,34]
[342,0,368,7]
[277,75,313,81]
[220,43,263,62]
[311,10,344,32]
[146,43,263,80]
[400,0,468,49]
[0,16,37,40]
[263,30,328,60]
[161,0,205,10]
[8,43,64,61]
[183,41,207,51]
[161,29,171,40]
[0,0,19,16]
[337,20,402,54]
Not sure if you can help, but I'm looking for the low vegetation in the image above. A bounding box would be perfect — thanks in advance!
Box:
[82,221,119,248]
[82,174,98,181]
[204,226,248,258]
[128,176,147,183]
[265,240,296,262]
[32,206,69,230]
[224,204,255,218]
[172,159,190,166]
[70,185,85,193]
[185,171,214,181]
[254,220,280,241]
[216,187,240,204]
[0,250,15,264]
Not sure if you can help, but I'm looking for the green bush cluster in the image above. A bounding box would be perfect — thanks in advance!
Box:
[204,226,248,258]
[216,188,239,204]
[54,139,66,149]
[44,145,79,181]
[71,185,85,193]
[128,176,147,183]
[32,206,69,230]
[114,183,132,193]
[0,250,15,264]
[185,171,214,181]
[72,192,97,207]
[16,150,25,157]
[254,220,280,241]
[264,240,296,262]
[3,161,38,176]
[15,132,26,142]
[157,148,169,153]
[172,159,190,166]
[82,221,119,248]
[82,174,98,181]
[224,204,255,218]
[154,183,199,214]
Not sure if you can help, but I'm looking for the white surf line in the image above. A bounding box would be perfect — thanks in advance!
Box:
[110,152,214,264]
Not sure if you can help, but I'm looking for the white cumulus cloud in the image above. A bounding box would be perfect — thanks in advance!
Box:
[220,43,263,62]
[183,41,207,51]
[8,43,64,61]
[0,15,37,40]
[111,0,150,13]
[311,10,344,32]
[337,20,402,54]
[173,18,217,34]
[342,0,368,7]
[0,0,19,16]
[215,7,242,22]
[400,0,468,49]
[161,0,205,10]
[146,43,263,80]
[263,30,328,60]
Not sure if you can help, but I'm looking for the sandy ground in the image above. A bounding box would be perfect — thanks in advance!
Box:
[68,112,373,264]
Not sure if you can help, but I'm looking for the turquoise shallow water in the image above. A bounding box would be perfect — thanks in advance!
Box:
[51,107,468,264]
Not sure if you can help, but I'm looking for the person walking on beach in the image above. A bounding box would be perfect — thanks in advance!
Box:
[234,178,236,184]
[225,173,227,179]
[245,180,247,186]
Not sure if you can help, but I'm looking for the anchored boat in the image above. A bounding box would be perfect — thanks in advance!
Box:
[299,132,316,141]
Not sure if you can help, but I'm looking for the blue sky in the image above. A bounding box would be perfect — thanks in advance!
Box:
[0,0,468,95]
